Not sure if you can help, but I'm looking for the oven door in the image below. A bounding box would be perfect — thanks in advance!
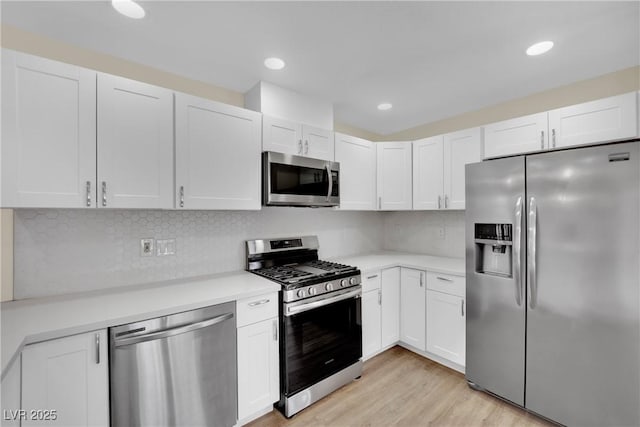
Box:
[264,151,340,207]
[282,287,362,396]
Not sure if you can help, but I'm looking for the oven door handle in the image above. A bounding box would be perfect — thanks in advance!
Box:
[285,288,361,317]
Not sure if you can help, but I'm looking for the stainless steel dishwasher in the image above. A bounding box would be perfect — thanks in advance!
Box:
[110,302,237,427]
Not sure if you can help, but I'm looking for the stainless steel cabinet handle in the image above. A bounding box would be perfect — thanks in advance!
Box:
[95,333,100,364]
[419,272,424,287]
[436,276,453,282]
[115,312,234,347]
[86,181,92,207]
[438,195,442,209]
[527,197,538,309]
[444,195,449,209]
[179,186,185,208]
[326,164,333,202]
[101,181,107,207]
[513,196,523,306]
[272,319,278,341]
[248,299,270,307]
[461,300,465,316]
[540,131,545,149]
[298,139,303,154]
[305,140,309,155]
[378,289,382,305]
[551,129,556,148]
[366,274,379,280]
[378,196,382,210]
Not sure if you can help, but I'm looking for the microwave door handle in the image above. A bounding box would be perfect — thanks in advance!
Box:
[326,164,333,201]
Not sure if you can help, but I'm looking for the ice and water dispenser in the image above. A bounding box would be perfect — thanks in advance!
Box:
[474,223,513,277]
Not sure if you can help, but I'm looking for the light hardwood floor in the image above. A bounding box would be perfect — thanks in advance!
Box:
[247,346,552,427]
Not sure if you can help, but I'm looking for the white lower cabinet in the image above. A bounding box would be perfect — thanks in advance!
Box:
[426,290,466,366]
[236,293,279,423]
[380,267,401,348]
[399,268,426,351]
[361,271,382,359]
[21,330,109,427]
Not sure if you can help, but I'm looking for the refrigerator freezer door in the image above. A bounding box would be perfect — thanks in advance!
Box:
[465,156,526,406]
[525,141,640,426]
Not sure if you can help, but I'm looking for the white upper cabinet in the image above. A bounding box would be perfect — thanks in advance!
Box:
[175,93,262,210]
[400,268,426,351]
[377,142,412,210]
[484,112,549,159]
[443,127,482,210]
[412,136,444,210]
[97,74,173,209]
[21,330,109,427]
[1,49,97,208]
[262,115,302,155]
[262,115,334,161]
[549,92,638,149]
[334,133,377,210]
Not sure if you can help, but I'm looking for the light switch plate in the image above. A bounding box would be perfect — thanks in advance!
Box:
[140,238,154,257]
[156,238,176,256]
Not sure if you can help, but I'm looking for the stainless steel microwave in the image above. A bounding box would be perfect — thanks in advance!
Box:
[263,151,340,207]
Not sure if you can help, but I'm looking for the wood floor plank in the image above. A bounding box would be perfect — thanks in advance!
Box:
[246,346,553,427]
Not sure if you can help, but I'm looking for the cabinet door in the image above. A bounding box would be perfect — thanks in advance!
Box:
[97,74,173,209]
[549,92,638,149]
[21,330,109,427]
[262,115,302,156]
[412,136,444,210]
[237,318,279,421]
[400,268,426,351]
[175,93,261,210]
[377,142,412,210]
[362,290,382,359]
[303,125,334,161]
[380,267,401,347]
[484,112,549,159]
[426,290,465,366]
[334,133,376,210]
[443,127,482,210]
[1,49,96,208]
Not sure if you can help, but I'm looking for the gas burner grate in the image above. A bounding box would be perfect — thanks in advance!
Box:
[253,266,312,283]
[305,260,355,272]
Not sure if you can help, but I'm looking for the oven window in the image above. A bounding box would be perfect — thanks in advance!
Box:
[282,296,362,395]
[270,163,330,197]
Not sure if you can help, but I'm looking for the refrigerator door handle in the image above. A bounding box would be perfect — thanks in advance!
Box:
[527,196,538,309]
[513,196,523,306]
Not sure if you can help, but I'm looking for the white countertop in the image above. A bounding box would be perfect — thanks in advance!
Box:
[333,251,465,276]
[1,271,279,378]
[1,251,465,379]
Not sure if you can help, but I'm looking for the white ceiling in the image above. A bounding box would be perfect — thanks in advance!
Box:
[2,1,639,135]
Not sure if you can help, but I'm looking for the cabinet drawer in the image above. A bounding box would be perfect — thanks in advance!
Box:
[426,272,465,297]
[361,271,381,293]
[236,292,278,327]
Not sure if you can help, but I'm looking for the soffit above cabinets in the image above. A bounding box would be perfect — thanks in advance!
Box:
[1,1,638,135]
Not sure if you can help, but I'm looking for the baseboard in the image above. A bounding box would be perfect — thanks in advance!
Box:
[397,342,465,374]
[235,405,274,427]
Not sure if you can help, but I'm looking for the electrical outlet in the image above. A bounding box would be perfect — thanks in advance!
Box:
[156,238,176,256]
[140,238,154,257]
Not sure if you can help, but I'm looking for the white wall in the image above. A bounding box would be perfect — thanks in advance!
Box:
[383,211,465,258]
[13,208,384,299]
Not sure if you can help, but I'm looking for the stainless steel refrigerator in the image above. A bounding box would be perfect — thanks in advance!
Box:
[465,140,640,426]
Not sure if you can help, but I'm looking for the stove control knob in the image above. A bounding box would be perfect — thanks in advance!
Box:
[308,287,317,296]
[297,289,306,298]
[349,277,356,285]
[325,283,334,291]
[340,279,347,287]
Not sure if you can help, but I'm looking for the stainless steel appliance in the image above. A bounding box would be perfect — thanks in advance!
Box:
[247,236,362,417]
[110,303,237,427]
[465,141,640,426]
[263,151,340,207]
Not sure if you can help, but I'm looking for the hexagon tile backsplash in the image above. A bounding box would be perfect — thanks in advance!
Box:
[14,208,384,299]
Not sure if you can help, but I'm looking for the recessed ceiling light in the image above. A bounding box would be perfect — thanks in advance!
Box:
[526,41,554,56]
[112,0,146,19]
[264,57,286,70]
[377,103,393,111]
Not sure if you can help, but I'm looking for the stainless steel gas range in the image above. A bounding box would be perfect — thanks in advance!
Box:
[246,236,362,418]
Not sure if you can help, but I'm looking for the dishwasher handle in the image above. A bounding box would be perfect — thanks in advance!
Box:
[114,312,234,347]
